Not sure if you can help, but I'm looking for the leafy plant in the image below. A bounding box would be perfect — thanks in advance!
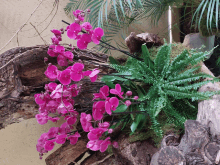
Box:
[64,0,219,53]
[102,43,220,137]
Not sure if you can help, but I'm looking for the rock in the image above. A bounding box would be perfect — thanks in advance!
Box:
[197,69,220,138]
[182,33,215,59]
[125,32,163,53]
[118,134,159,165]
[157,146,186,165]
[197,94,220,138]
[178,120,210,155]
[151,120,213,165]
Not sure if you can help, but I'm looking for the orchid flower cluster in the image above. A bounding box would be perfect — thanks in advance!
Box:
[35,9,137,159]
[47,9,104,67]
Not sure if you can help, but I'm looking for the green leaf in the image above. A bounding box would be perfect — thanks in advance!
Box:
[130,114,143,133]
[154,44,171,78]
[114,104,128,113]
[141,44,154,70]
[109,56,119,64]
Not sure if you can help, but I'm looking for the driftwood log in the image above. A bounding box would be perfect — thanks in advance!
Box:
[0,45,110,128]
[125,32,163,54]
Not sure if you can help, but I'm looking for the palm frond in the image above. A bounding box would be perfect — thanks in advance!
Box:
[192,0,220,35]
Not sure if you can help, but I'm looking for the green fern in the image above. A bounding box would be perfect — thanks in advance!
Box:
[102,43,220,137]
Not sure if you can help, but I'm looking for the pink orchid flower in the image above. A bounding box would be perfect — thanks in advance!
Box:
[67,22,82,40]
[70,63,84,81]
[35,113,48,125]
[59,122,73,135]
[54,45,65,54]
[98,122,110,131]
[45,100,59,113]
[80,113,93,132]
[47,45,58,57]
[93,85,109,100]
[91,27,104,44]
[83,68,100,82]
[51,35,59,45]
[57,54,68,66]
[44,140,56,151]
[48,116,60,122]
[50,84,63,99]
[81,22,93,31]
[46,127,59,139]
[110,84,124,99]
[105,97,119,115]
[100,137,111,152]
[51,29,62,37]
[58,69,71,85]
[67,132,81,145]
[87,140,103,151]
[45,82,57,92]
[88,128,106,141]
[57,100,73,114]
[92,101,105,121]
[34,93,46,105]
[66,116,77,125]
[44,65,58,81]
[56,134,67,144]
[69,84,79,97]
[64,51,74,61]
[77,33,92,49]
[73,10,82,18]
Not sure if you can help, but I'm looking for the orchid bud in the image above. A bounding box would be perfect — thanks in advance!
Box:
[125,100,131,107]
[44,57,48,62]
[74,18,80,24]
[126,91,132,96]
[133,96,139,100]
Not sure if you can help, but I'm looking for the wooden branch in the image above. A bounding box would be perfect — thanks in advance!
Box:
[30,22,48,45]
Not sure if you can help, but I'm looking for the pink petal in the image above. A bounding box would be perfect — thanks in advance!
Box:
[115,84,121,92]
[56,134,67,144]
[89,68,100,78]
[44,140,55,151]
[72,63,84,71]
[70,72,83,81]
[57,55,68,66]
[100,137,111,152]
[67,30,78,39]
[64,51,74,61]
[69,22,82,32]
[58,69,71,85]
[67,116,77,125]
[105,101,111,115]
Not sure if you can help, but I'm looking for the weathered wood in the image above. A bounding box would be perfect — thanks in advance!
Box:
[0,45,109,128]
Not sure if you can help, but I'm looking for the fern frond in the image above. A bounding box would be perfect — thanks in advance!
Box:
[168,73,215,85]
[154,44,171,78]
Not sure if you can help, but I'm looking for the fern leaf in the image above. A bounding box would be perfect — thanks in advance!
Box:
[154,44,171,78]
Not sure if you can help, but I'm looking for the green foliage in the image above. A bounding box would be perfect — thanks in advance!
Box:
[102,43,220,137]
[64,0,219,53]
[192,0,220,36]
